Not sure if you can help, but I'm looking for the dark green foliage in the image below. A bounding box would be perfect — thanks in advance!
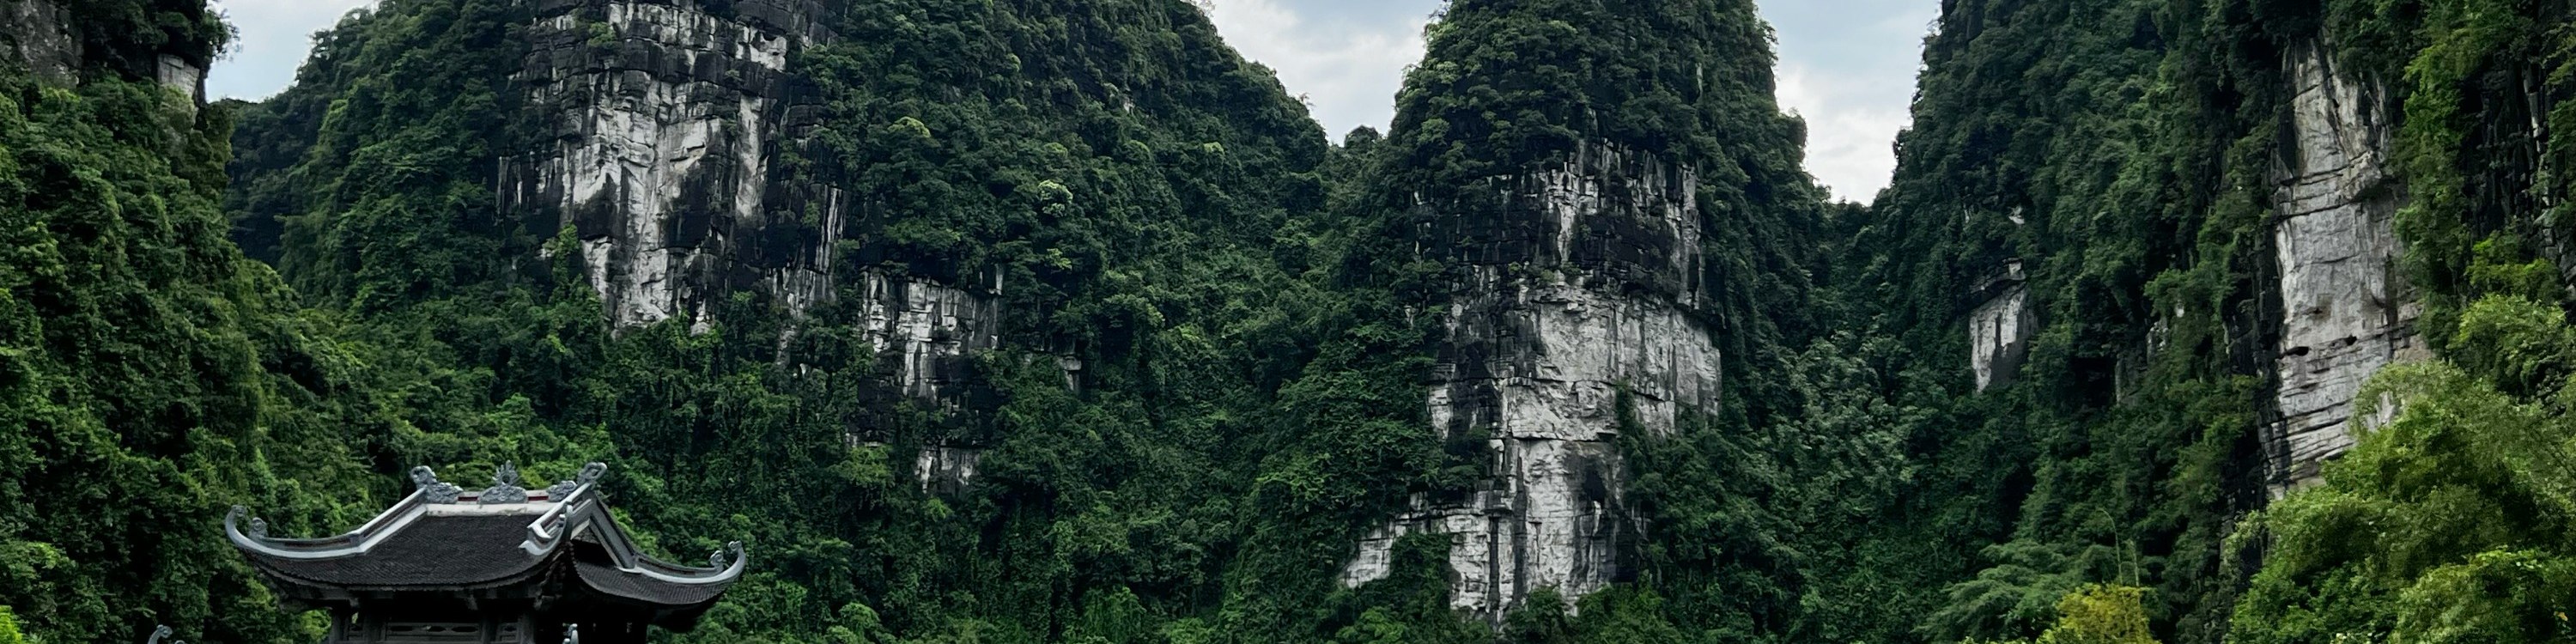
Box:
[1377,0,1827,392]
[1356,2,1841,640]
[1847,0,2576,643]
[39,0,2576,640]
[0,2,388,641]
[1816,0,2302,639]
[209,0,1470,641]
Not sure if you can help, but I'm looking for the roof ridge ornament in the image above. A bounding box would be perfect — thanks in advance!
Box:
[708,540,746,569]
[701,540,748,572]
[546,462,609,499]
[482,463,530,504]
[412,465,464,504]
[144,625,181,644]
[225,506,267,541]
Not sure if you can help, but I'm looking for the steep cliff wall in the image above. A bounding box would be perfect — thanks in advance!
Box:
[1343,143,1718,620]
[1969,260,2032,391]
[2,0,79,85]
[2264,39,2422,495]
[501,0,830,328]
[495,0,999,399]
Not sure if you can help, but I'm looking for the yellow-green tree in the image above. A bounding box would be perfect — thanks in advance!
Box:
[0,606,24,644]
[2038,586,2158,644]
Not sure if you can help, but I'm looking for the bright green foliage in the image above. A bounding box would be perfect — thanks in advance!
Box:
[2221,1,2576,643]
[210,0,1476,641]
[0,606,22,644]
[1820,0,2309,641]
[0,3,400,642]
[2230,357,2576,644]
[2040,586,2159,644]
[2229,295,2576,644]
[1846,0,2576,639]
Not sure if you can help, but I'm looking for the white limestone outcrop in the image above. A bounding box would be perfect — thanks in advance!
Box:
[2266,39,2422,495]
[1344,143,1714,622]
[3,0,80,86]
[1970,261,2032,392]
[513,1,808,329]
[498,2,1010,495]
[850,272,1001,402]
[915,446,984,495]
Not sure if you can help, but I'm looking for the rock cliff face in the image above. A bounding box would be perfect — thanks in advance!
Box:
[1970,260,2032,392]
[1,0,79,85]
[495,0,996,398]
[914,446,984,495]
[1343,143,1718,621]
[4,0,204,99]
[501,0,834,328]
[2263,39,2422,495]
[848,272,1001,402]
[493,0,1000,493]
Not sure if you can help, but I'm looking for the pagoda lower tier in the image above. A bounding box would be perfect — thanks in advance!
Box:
[228,463,745,644]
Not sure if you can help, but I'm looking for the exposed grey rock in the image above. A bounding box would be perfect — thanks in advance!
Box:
[1346,143,1710,622]
[1429,273,1723,442]
[848,271,1000,402]
[1969,260,2032,392]
[501,0,878,331]
[495,1,1002,494]
[155,55,202,100]
[3,0,80,86]
[2264,39,2423,496]
[914,446,983,496]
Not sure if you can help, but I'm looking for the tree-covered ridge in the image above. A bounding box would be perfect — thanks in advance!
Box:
[1831,0,2300,640]
[1838,0,2576,643]
[209,0,1470,641]
[0,1,400,641]
[1376,0,1831,385]
[17,0,2576,641]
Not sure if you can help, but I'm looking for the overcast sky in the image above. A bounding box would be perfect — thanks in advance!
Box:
[204,0,1932,201]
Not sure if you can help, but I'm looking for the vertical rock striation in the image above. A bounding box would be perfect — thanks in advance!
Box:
[501,0,833,329]
[848,271,1001,404]
[914,446,984,495]
[492,1,1001,489]
[495,0,997,397]
[2,0,80,86]
[1343,143,1720,622]
[1969,259,2032,392]
[2263,39,2422,495]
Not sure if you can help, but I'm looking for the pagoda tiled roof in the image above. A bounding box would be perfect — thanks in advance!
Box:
[225,463,744,629]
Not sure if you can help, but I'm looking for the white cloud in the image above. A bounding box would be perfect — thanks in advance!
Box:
[1764,2,1934,203]
[1204,0,1434,139]
[206,0,376,100]
[1776,62,1911,203]
[199,0,1927,204]
[1212,0,1927,201]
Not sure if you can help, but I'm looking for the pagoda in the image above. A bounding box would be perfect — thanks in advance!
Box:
[227,463,746,643]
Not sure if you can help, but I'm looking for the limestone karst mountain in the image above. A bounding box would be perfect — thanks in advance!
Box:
[9,0,2576,642]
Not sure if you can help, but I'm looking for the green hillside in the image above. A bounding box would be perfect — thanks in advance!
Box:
[8,0,2576,642]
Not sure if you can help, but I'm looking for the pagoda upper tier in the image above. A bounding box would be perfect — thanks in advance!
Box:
[227,463,745,643]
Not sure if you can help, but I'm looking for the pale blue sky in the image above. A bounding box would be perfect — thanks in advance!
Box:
[204,0,1930,200]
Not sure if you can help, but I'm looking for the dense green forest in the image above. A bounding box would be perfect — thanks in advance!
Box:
[7,0,2576,641]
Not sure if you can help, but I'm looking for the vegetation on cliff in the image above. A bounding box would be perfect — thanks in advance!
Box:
[1832,1,2576,643]
[0,1,386,641]
[12,0,2576,642]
